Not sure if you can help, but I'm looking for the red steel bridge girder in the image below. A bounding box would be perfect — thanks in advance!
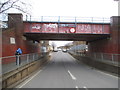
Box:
[23,22,110,41]
[24,22,110,34]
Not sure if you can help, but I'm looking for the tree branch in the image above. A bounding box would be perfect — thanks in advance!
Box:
[0,0,11,10]
[0,0,30,14]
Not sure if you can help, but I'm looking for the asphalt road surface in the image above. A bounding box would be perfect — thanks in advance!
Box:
[16,51,119,89]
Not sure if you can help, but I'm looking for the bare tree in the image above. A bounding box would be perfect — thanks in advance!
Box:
[0,0,31,14]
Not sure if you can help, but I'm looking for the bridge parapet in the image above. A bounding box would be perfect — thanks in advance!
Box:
[24,22,110,34]
[24,16,110,23]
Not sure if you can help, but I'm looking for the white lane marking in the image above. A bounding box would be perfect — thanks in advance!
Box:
[19,70,42,88]
[76,86,79,90]
[83,86,88,90]
[96,70,118,79]
[68,70,76,80]
[71,54,118,79]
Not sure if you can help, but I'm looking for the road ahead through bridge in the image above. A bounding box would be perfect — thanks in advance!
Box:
[16,51,118,88]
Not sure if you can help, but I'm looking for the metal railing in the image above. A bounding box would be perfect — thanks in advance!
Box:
[1,16,110,29]
[24,16,110,23]
[1,52,49,74]
[86,53,120,66]
[69,50,120,66]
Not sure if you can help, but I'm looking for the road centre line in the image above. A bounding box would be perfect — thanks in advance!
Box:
[76,86,79,90]
[83,86,88,90]
[19,70,42,88]
[71,54,118,79]
[68,70,76,80]
[75,86,78,88]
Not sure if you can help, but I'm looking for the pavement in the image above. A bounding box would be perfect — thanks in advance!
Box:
[15,51,119,89]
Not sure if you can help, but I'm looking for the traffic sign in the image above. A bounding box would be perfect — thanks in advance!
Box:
[69,28,76,33]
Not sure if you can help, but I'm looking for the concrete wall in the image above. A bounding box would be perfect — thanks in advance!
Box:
[88,16,120,54]
[69,53,119,77]
[2,54,50,88]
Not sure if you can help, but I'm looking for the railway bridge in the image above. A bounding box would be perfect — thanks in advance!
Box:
[1,13,119,89]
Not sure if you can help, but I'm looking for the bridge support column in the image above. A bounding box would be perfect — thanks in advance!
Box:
[2,13,41,57]
[8,13,24,46]
[88,16,120,54]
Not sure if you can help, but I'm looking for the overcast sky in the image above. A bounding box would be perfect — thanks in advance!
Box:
[29,0,118,17]
[4,0,118,17]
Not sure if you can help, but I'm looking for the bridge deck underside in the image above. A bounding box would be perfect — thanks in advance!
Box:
[24,33,110,41]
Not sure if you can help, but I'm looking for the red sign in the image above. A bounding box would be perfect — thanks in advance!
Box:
[69,28,76,33]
